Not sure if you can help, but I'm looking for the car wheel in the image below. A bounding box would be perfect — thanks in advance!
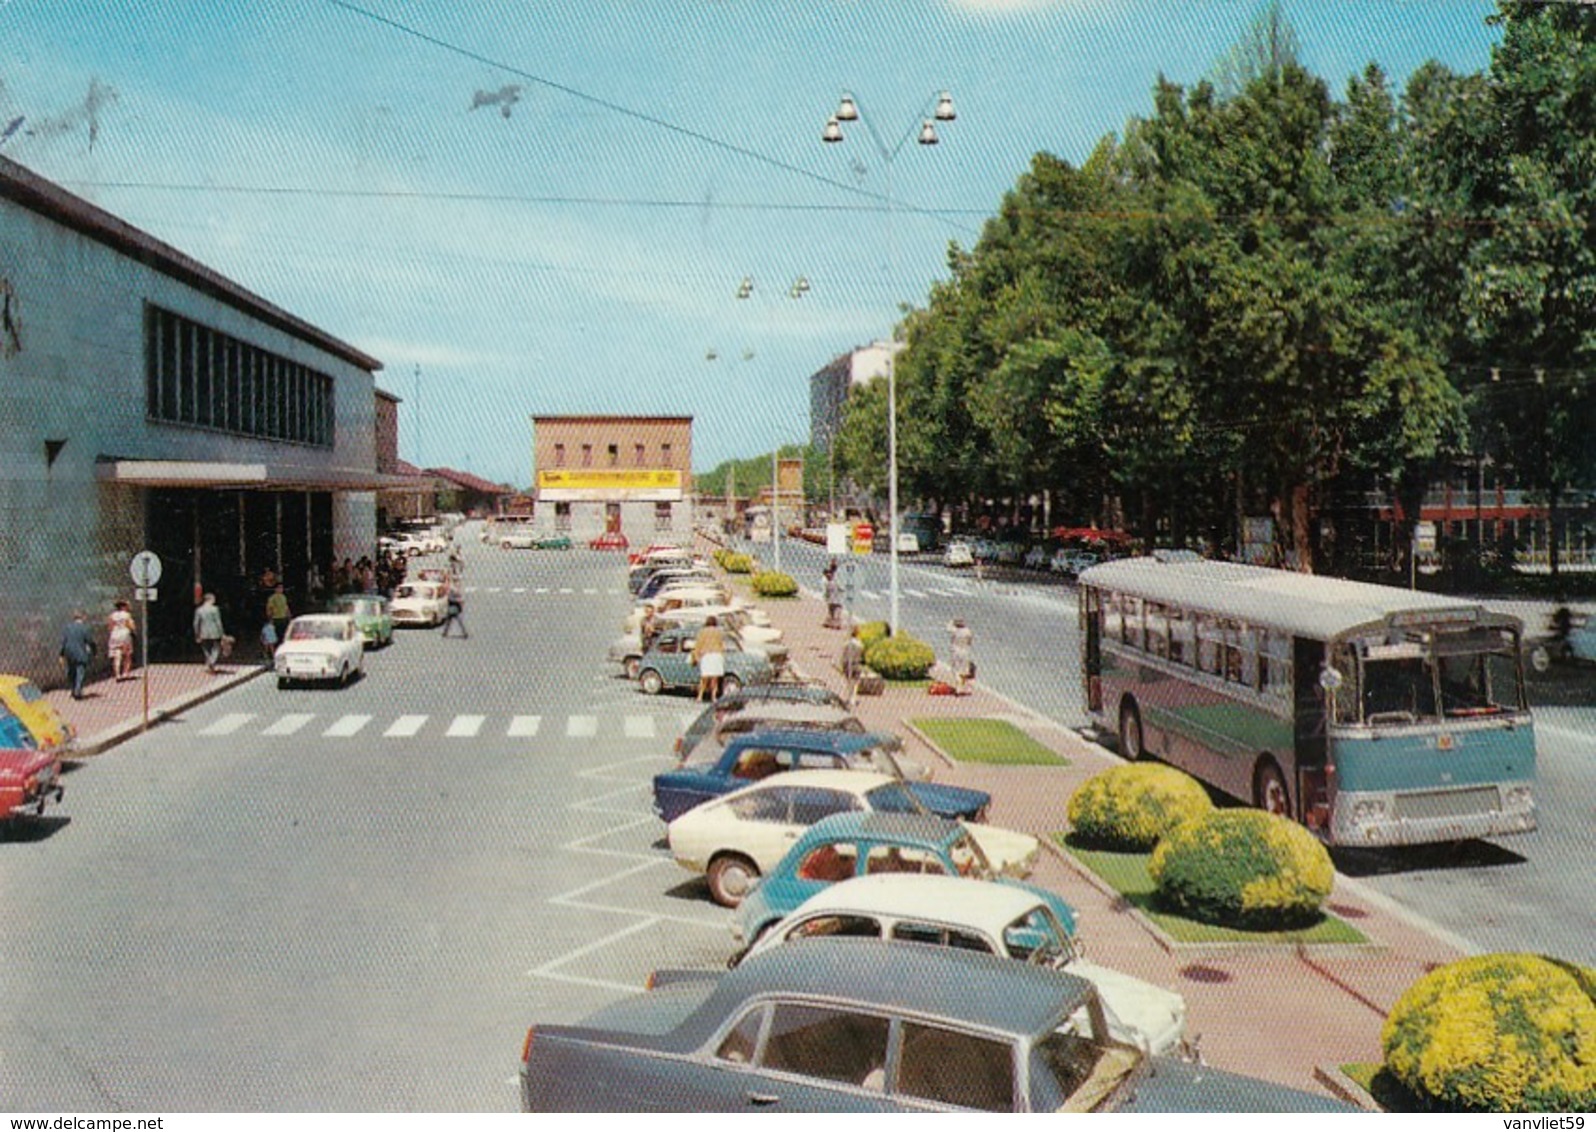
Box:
[624,656,642,681]
[339,664,349,687]
[638,669,665,695]
[1254,760,1292,819]
[277,677,289,690]
[721,674,744,696]
[1118,700,1145,761]
[706,854,760,908]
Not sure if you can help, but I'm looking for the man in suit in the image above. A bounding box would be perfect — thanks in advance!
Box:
[59,609,96,699]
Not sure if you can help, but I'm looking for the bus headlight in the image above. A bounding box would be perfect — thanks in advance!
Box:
[1353,798,1388,823]
[1503,785,1534,810]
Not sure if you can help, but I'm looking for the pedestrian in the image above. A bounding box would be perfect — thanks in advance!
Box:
[823,560,844,629]
[640,603,660,653]
[840,626,865,708]
[691,615,727,702]
[441,589,468,638]
[948,617,975,694]
[448,541,464,579]
[264,584,290,651]
[59,609,96,699]
[194,592,226,673]
[106,599,136,681]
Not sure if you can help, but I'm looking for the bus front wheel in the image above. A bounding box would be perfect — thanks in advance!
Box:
[1254,761,1292,819]
[1118,701,1145,761]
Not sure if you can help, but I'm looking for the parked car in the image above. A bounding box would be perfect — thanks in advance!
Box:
[635,627,773,698]
[633,567,717,599]
[379,532,430,557]
[1050,548,1102,578]
[590,531,630,551]
[970,537,999,563]
[733,811,1056,940]
[519,937,1350,1112]
[498,526,539,549]
[942,540,974,568]
[274,614,365,688]
[673,700,870,764]
[995,540,1025,565]
[738,874,1188,1055]
[613,611,787,679]
[329,594,394,648]
[0,675,76,753]
[651,729,983,824]
[708,683,847,715]
[389,580,448,627]
[0,705,39,751]
[624,587,771,634]
[533,533,573,550]
[894,532,921,555]
[628,541,691,566]
[1,745,64,822]
[667,769,1038,907]
[1023,544,1052,570]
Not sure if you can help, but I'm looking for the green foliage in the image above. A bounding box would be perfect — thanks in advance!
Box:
[863,634,935,680]
[1066,764,1213,850]
[720,552,753,574]
[855,621,890,648]
[750,570,797,597]
[1148,809,1333,929]
[1381,953,1596,1112]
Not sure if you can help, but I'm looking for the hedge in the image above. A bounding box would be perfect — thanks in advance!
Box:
[751,570,798,597]
[1382,953,1596,1112]
[1066,764,1213,851]
[1148,809,1333,929]
[864,633,935,680]
[720,552,754,574]
[856,620,891,649]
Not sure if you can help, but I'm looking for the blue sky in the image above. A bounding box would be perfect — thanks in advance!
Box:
[2,0,1500,483]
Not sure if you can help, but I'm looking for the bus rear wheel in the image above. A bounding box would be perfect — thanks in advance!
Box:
[1254,761,1292,819]
[1118,701,1145,761]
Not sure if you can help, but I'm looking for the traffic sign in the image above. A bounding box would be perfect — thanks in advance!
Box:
[852,522,874,555]
[134,587,158,602]
[129,550,163,588]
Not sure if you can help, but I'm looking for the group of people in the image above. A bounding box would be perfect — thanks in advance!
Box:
[56,600,141,698]
[327,551,408,601]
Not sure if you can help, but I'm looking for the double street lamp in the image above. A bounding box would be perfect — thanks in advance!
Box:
[822,89,956,635]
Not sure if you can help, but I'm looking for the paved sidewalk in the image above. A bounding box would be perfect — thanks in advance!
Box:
[44,660,265,756]
[712,538,1459,1106]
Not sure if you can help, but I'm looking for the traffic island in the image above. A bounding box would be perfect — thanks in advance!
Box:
[906,716,1069,766]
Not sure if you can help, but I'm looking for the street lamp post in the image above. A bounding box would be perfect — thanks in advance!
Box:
[822,89,956,635]
[735,274,810,578]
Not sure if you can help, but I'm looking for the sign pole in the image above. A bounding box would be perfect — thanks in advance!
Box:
[140,591,150,731]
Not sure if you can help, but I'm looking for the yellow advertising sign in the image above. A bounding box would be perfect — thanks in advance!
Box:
[537,469,682,491]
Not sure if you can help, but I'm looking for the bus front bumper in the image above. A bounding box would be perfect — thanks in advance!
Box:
[1330,782,1537,847]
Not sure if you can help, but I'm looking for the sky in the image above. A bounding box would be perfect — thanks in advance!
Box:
[0,0,1502,484]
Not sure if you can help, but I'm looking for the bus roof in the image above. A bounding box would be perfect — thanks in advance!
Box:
[1079,557,1521,641]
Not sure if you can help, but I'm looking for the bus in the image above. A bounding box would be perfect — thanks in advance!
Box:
[1078,556,1537,847]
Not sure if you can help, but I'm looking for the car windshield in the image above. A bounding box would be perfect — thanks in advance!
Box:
[1036,997,1142,1113]
[395,585,432,600]
[338,599,379,616]
[947,830,998,879]
[16,681,44,704]
[288,621,345,641]
[863,782,929,816]
[850,741,907,779]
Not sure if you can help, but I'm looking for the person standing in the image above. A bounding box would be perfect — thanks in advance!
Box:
[948,617,975,695]
[441,589,468,638]
[59,610,96,699]
[194,592,226,673]
[106,600,136,681]
[264,584,291,652]
[822,560,843,629]
[691,615,727,702]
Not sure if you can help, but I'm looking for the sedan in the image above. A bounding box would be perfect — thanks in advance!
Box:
[634,627,773,698]
[274,614,365,688]
[534,533,573,550]
[329,594,393,648]
[0,675,75,753]
[739,874,1189,1056]
[666,769,1034,907]
[590,531,630,551]
[518,938,1351,1112]
[389,581,448,627]
[942,540,974,568]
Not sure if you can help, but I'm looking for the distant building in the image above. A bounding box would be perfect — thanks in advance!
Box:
[530,415,692,542]
[427,466,510,517]
[808,340,901,453]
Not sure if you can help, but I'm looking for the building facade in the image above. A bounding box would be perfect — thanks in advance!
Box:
[0,154,397,681]
[808,340,901,453]
[530,415,692,542]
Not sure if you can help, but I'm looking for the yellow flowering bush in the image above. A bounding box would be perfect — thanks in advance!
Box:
[720,552,754,574]
[1148,809,1333,928]
[1066,764,1213,851]
[864,633,935,680]
[856,620,891,649]
[751,570,798,597]
[1382,954,1596,1112]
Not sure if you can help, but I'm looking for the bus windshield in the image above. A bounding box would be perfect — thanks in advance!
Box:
[1356,628,1523,726]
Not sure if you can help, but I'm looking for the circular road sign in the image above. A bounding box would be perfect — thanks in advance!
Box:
[129,550,163,588]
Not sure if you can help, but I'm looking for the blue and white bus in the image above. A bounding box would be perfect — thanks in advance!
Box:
[1078,557,1537,847]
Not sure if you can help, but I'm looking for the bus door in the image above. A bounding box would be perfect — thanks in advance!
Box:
[1082,588,1103,713]
[1292,637,1331,830]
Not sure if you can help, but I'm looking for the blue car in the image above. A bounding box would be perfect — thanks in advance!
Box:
[0,706,38,751]
[652,729,989,824]
[734,811,1076,947]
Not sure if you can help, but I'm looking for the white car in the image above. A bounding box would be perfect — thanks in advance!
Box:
[379,532,429,557]
[274,614,365,688]
[609,611,788,678]
[895,532,921,554]
[667,768,1040,896]
[498,526,538,549]
[625,588,773,634]
[389,580,448,626]
[942,539,975,568]
[739,873,1190,1056]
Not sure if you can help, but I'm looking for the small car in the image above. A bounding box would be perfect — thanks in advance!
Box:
[612,616,787,680]
[1023,544,1052,570]
[673,700,870,764]
[667,769,1038,907]
[589,531,630,551]
[329,594,394,648]
[634,627,774,697]
[971,538,999,563]
[534,533,573,550]
[0,705,39,751]
[995,540,1025,565]
[0,745,64,822]
[0,675,76,753]
[389,580,448,626]
[737,874,1189,1056]
[707,683,847,716]
[274,614,365,688]
[499,527,539,549]
[894,532,921,555]
[518,938,1352,1112]
[651,728,985,824]
[632,567,717,599]
[942,540,974,568]
[732,810,1055,938]
[378,532,429,557]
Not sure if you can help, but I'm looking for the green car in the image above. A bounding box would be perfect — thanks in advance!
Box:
[534,534,573,550]
[635,627,773,697]
[330,594,394,648]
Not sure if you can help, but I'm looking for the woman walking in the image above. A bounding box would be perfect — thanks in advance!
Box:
[691,615,727,702]
[107,600,136,680]
[948,617,975,695]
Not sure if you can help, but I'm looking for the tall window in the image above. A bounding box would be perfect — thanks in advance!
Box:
[554,443,566,466]
[607,443,619,467]
[661,443,673,467]
[581,444,593,467]
[634,443,646,466]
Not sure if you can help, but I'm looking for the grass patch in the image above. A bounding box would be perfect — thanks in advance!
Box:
[1341,1064,1427,1112]
[911,718,1069,766]
[1059,835,1368,945]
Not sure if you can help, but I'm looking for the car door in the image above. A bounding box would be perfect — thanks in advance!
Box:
[710,1002,900,1111]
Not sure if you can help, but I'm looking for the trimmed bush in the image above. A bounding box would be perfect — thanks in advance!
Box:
[1148,809,1333,929]
[721,552,754,574]
[1382,953,1596,1112]
[856,620,891,649]
[864,633,935,680]
[1066,764,1213,851]
[751,570,798,597]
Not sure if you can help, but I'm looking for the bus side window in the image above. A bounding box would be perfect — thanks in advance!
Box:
[1123,596,1143,650]
[1103,593,1124,644]
[1146,603,1168,659]
[1261,630,1292,699]
[1168,609,1189,665]
[1196,614,1221,675]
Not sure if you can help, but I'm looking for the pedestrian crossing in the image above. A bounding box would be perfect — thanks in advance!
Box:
[195,710,701,741]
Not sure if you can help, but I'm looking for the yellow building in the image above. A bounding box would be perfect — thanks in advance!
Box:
[530,415,693,542]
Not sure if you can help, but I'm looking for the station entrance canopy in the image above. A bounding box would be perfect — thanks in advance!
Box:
[96,458,414,492]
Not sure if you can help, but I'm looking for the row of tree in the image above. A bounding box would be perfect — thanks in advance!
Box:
[827,1,1596,574]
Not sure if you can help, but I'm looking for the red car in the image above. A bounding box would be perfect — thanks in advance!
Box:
[589,531,630,551]
[1,747,64,822]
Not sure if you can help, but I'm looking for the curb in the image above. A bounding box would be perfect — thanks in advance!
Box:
[1313,1065,1385,1112]
[72,666,268,757]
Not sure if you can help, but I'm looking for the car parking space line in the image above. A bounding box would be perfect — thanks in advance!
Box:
[566,715,598,737]
[446,715,485,737]
[548,857,674,901]
[384,714,428,737]
[323,714,372,738]
[507,715,541,737]
[859,589,880,599]
[534,587,550,594]
[558,587,574,594]
[511,587,526,593]
[902,588,927,598]
[623,715,655,738]
[198,712,255,736]
[261,714,315,736]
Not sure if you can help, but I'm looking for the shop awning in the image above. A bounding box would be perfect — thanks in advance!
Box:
[96,458,417,492]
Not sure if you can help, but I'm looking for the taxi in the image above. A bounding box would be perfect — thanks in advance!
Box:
[0,674,77,753]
